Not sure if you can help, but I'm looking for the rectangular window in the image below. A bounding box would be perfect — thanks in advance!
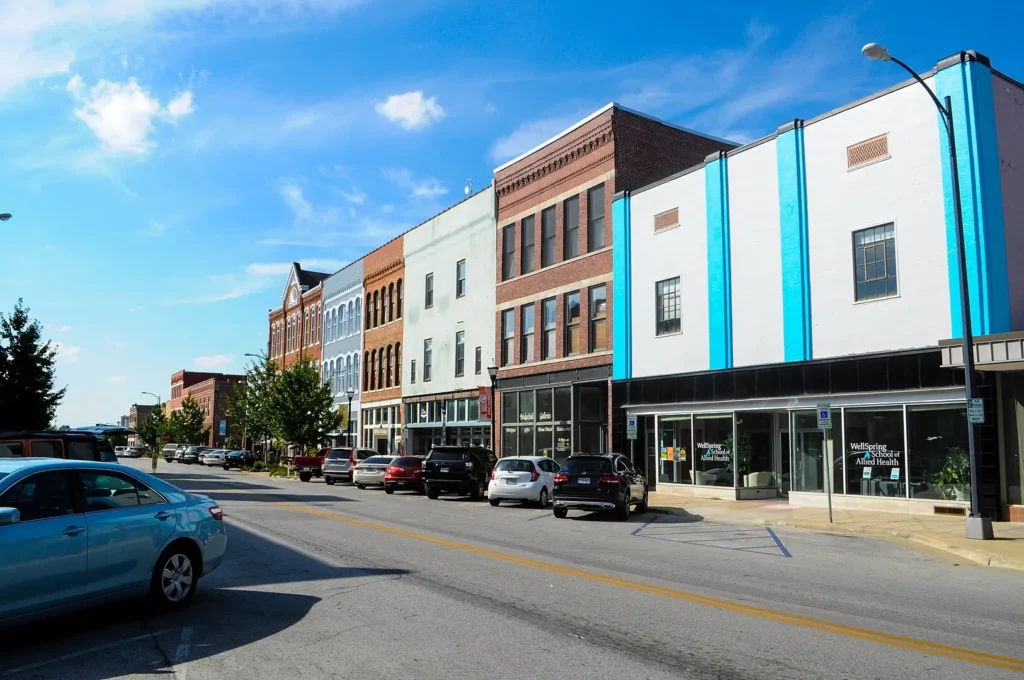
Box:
[564,291,581,356]
[521,304,535,363]
[425,273,434,309]
[410,359,416,384]
[853,223,897,301]
[589,284,607,352]
[475,346,482,374]
[656,277,681,335]
[501,224,515,281]
[521,215,535,275]
[456,260,467,298]
[541,206,556,267]
[587,183,605,251]
[541,298,556,360]
[563,195,579,259]
[455,331,465,377]
[501,309,514,366]
[423,339,432,382]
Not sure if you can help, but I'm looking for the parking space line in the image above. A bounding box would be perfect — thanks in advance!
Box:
[1,630,170,677]
[766,528,793,558]
[630,515,658,535]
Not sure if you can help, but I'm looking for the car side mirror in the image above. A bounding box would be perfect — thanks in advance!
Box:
[0,507,21,526]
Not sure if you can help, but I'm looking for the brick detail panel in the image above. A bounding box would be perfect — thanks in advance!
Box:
[363,235,405,409]
[497,250,612,305]
[848,133,889,169]
[654,208,680,232]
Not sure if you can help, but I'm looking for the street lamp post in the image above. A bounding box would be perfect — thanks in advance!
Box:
[863,43,992,540]
[346,387,355,448]
[487,365,499,453]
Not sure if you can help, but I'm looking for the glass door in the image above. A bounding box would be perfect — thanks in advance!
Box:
[776,412,790,497]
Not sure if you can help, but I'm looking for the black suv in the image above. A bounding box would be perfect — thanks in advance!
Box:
[553,453,648,521]
[223,450,255,470]
[422,445,497,500]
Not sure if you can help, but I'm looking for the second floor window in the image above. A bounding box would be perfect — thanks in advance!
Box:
[423,339,432,382]
[588,183,605,251]
[521,215,535,275]
[656,277,681,335]
[455,331,465,377]
[589,284,607,351]
[853,223,898,301]
[425,273,434,309]
[541,206,556,267]
[502,224,515,281]
[456,260,467,298]
[475,346,482,375]
[501,309,514,366]
[564,291,581,356]
[521,304,535,363]
[542,298,556,360]
[411,359,417,384]
[563,194,579,259]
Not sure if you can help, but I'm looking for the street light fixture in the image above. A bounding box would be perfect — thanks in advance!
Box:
[487,365,499,453]
[0,213,11,222]
[346,387,355,448]
[863,43,992,540]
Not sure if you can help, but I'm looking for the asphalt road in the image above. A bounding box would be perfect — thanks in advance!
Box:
[3,459,1023,680]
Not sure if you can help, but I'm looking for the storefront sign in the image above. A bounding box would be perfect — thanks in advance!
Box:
[967,398,984,424]
[850,442,901,467]
[678,448,687,462]
[698,442,730,463]
[666,447,674,461]
[626,415,637,440]
[817,403,832,430]
[890,468,900,480]
[373,427,388,439]
[219,420,226,436]
[554,423,571,453]
[478,387,491,420]
[862,466,873,479]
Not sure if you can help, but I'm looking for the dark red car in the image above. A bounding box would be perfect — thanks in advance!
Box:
[384,456,425,494]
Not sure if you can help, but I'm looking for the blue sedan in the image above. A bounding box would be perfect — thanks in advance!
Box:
[0,458,227,625]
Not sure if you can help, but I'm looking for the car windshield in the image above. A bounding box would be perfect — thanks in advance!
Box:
[326,449,351,459]
[430,450,466,462]
[393,457,422,467]
[561,458,612,475]
[496,459,535,472]
[363,456,392,465]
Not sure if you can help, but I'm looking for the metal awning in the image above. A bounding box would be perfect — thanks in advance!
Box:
[939,331,1024,371]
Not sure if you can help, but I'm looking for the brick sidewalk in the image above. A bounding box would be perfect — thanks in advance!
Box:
[649,492,1024,572]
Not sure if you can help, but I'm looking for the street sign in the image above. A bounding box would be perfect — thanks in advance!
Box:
[161,434,170,443]
[968,397,985,424]
[626,415,637,440]
[816,402,832,430]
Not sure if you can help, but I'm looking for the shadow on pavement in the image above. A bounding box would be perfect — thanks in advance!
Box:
[203,492,358,504]
[0,523,408,680]
[569,509,706,525]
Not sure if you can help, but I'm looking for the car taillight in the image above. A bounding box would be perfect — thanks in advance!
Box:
[387,465,401,474]
[530,468,540,482]
[491,467,497,480]
[599,475,620,485]
[554,474,568,484]
[352,465,360,471]
[209,506,223,521]
[465,461,474,471]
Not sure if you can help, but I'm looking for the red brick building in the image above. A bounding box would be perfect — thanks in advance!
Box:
[268,263,329,368]
[168,370,246,447]
[361,235,405,453]
[493,104,734,461]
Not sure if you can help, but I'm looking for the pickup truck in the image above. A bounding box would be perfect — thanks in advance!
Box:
[292,448,330,482]
[422,445,497,500]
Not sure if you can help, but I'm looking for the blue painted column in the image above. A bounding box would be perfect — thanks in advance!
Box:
[776,119,813,361]
[934,51,1011,337]
[612,192,632,380]
[705,151,733,370]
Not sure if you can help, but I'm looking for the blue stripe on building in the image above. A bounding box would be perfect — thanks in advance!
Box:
[705,151,733,370]
[934,52,1011,337]
[776,120,813,362]
[612,192,632,380]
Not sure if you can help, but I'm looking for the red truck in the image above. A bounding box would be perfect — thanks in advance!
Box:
[292,448,331,482]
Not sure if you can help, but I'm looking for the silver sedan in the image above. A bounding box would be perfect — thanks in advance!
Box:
[352,456,395,489]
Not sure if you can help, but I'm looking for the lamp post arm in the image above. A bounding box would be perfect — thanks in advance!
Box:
[888,56,952,126]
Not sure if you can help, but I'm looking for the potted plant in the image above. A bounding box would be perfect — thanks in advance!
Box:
[933,446,970,501]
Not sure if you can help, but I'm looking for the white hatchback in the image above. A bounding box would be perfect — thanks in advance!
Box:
[488,456,560,507]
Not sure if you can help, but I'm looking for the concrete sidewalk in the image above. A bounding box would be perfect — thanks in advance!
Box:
[649,492,1024,572]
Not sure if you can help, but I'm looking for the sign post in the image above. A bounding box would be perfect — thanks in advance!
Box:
[817,403,833,524]
[967,398,985,424]
[626,415,638,469]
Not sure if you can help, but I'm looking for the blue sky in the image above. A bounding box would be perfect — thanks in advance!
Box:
[1,0,1022,427]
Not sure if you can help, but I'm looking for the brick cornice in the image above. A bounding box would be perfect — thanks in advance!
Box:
[496,120,613,200]
[364,258,404,285]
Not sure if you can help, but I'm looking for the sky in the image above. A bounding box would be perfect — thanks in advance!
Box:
[1,0,1022,427]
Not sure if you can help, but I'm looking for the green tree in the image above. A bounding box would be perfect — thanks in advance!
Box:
[160,411,184,444]
[273,357,338,455]
[233,353,280,459]
[108,433,128,448]
[136,407,166,453]
[0,299,66,430]
[176,395,210,445]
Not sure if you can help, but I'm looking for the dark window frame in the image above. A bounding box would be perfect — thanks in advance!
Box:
[425,273,434,309]
[541,206,556,268]
[501,224,516,281]
[541,297,556,360]
[521,304,535,364]
[563,195,580,260]
[564,291,581,356]
[521,215,535,275]
[655,277,681,336]
[589,284,607,352]
[853,223,898,301]
[455,331,465,377]
[456,260,467,299]
[587,183,605,251]
[501,308,515,367]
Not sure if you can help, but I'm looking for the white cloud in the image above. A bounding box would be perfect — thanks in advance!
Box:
[277,181,313,221]
[144,220,167,237]
[54,342,81,364]
[490,114,581,164]
[104,337,125,349]
[338,187,367,204]
[128,305,145,313]
[194,354,234,370]
[167,90,194,119]
[383,168,448,200]
[69,77,161,154]
[375,91,446,130]
[107,376,127,384]
[49,323,72,333]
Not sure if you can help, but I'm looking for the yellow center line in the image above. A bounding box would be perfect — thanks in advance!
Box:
[273,502,1024,673]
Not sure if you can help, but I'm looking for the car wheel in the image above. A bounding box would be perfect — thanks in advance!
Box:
[150,543,199,611]
[537,487,549,508]
[553,507,568,519]
[635,488,649,514]
[470,480,485,501]
[356,483,365,490]
[384,485,395,494]
[617,494,631,521]
[425,486,439,499]
[489,498,500,507]
[299,472,312,483]
[325,476,336,486]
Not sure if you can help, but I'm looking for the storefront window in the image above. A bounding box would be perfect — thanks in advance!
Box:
[519,392,535,423]
[791,411,843,493]
[735,412,774,487]
[519,426,534,459]
[693,414,732,486]
[907,406,969,501]
[844,408,905,498]
[554,387,571,421]
[468,398,479,422]
[658,416,692,485]
[457,399,467,422]
[503,392,517,425]
[554,423,571,463]
[502,425,517,457]
[536,424,553,456]
[537,389,553,422]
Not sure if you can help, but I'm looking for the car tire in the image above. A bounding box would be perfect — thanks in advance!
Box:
[426,486,440,499]
[384,485,395,494]
[470,480,485,501]
[489,498,500,507]
[356,483,365,490]
[635,488,649,514]
[299,472,312,483]
[537,487,549,508]
[617,494,631,522]
[325,476,335,485]
[150,542,200,611]
[553,507,568,519]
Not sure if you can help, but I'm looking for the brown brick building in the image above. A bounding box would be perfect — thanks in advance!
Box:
[493,103,734,461]
[268,263,329,368]
[127,403,158,447]
[361,235,405,453]
[167,370,246,447]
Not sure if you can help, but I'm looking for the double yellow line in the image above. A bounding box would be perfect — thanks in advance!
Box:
[273,502,1023,672]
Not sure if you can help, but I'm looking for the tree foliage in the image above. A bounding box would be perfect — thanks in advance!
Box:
[230,354,280,448]
[272,357,338,454]
[174,395,209,445]
[0,299,66,430]
[136,407,166,452]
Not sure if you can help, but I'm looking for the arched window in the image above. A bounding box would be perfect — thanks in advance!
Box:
[373,291,379,327]
[339,306,346,339]
[388,282,395,322]
[348,300,355,336]
[323,362,328,384]
[346,355,353,393]
[365,295,371,330]
[325,311,331,343]
[304,311,309,348]
[363,352,369,391]
[355,299,361,334]
[397,279,403,318]
[328,360,335,393]
[386,345,393,388]
[341,359,348,394]
[354,354,360,394]
[382,286,388,323]
[316,303,322,344]
[378,346,385,389]
[395,342,401,386]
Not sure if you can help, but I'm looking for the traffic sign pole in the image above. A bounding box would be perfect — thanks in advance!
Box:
[817,403,833,524]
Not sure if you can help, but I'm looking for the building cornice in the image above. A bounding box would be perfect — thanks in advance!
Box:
[364,258,404,285]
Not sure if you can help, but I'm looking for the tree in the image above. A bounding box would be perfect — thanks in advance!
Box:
[160,411,184,444]
[0,299,66,430]
[232,353,280,459]
[108,433,128,448]
[273,357,339,455]
[136,407,166,453]
[175,395,209,445]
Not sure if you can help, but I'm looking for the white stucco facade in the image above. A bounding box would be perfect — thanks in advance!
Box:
[402,188,496,397]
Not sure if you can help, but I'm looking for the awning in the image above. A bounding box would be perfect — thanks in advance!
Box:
[939,331,1024,371]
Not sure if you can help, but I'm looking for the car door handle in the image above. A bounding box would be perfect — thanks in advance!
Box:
[62,525,85,537]
[154,510,174,521]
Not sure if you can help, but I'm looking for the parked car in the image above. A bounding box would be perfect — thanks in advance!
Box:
[422,446,497,500]
[292,448,331,483]
[172,445,188,462]
[202,450,227,466]
[0,457,226,625]
[322,448,376,485]
[383,456,425,494]
[162,444,180,462]
[353,456,395,489]
[222,450,255,470]
[124,447,147,458]
[180,446,203,465]
[0,430,121,464]
[552,454,648,521]
[114,446,127,457]
[488,456,560,507]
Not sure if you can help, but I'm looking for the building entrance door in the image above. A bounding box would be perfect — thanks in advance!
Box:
[775,412,790,497]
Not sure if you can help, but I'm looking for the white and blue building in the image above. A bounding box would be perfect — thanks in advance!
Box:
[322,261,363,447]
[611,50,1024,520]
